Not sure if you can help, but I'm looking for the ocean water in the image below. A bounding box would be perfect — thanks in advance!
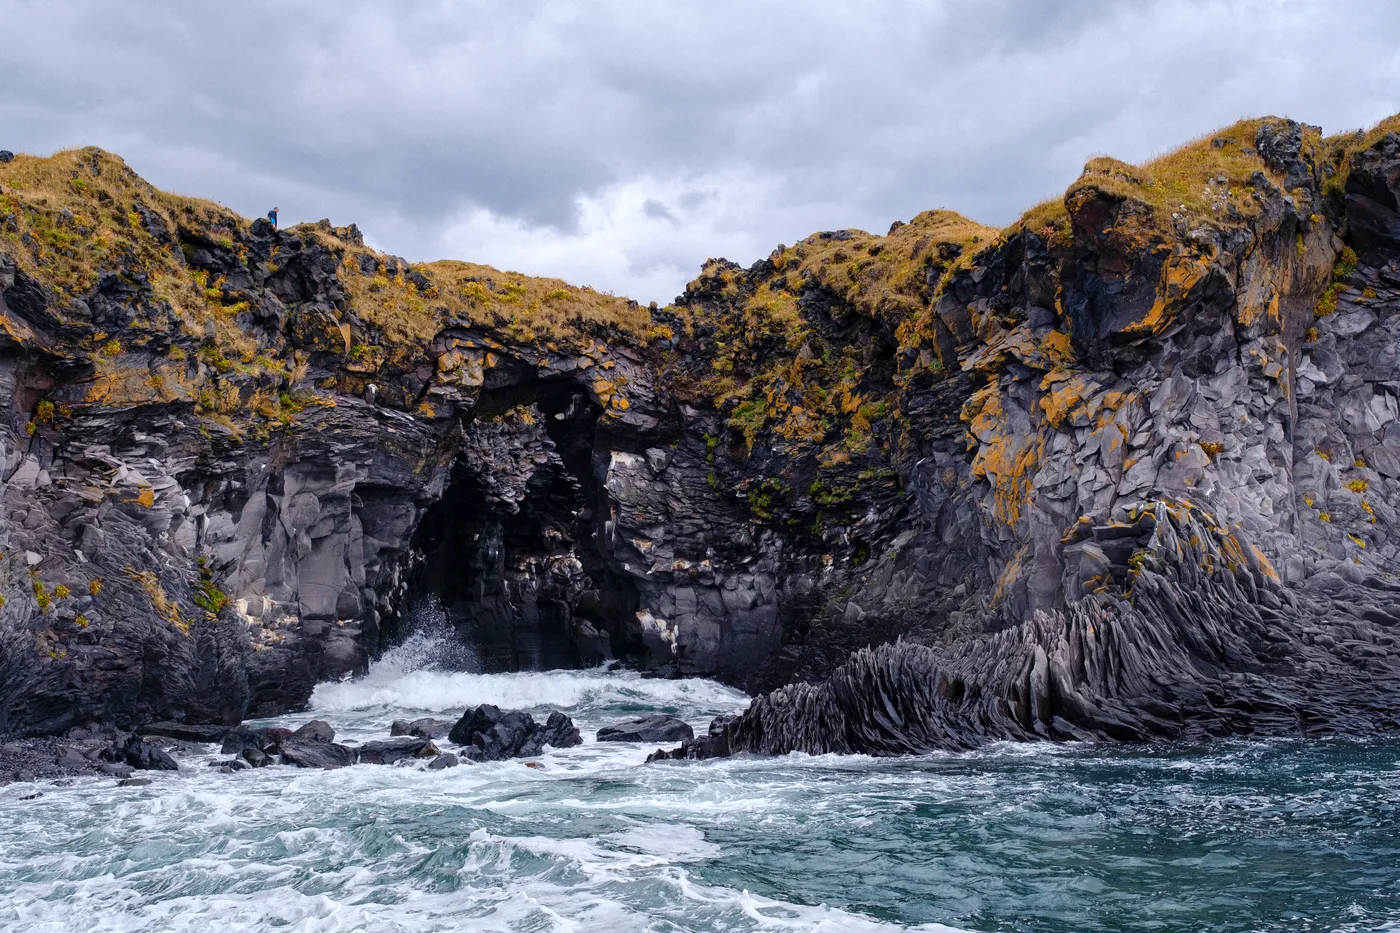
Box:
[1,632,1398,932]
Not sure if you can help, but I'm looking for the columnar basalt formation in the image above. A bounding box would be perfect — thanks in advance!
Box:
[2,115,1399,745]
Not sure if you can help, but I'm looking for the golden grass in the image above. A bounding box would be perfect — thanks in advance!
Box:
[317,242,651,348]
[0,148,653,376]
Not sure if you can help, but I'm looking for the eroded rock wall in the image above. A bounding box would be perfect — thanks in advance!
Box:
[3,118,1400,741]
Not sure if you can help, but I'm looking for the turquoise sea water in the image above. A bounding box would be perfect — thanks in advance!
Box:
[1,635,1397,932]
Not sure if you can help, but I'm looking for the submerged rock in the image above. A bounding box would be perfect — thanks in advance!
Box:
[448,704,581,761]
[597,715,694,743]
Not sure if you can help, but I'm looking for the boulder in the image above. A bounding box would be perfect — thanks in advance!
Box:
[597,715,694,743]
[291,720,335,743]
[427,752,459,770]
[123,737,178,771]
[448,704,581,761]
[359,736,433,765]
[0,150,13,163]
[240,747,271,768]
[220,727,266,755]
[280,740,357,769]
[390,717,454,739]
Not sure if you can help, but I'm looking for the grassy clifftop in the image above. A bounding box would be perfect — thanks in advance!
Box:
[3,113,1397,444]
[0,147,657,434]
[0,147,649,354]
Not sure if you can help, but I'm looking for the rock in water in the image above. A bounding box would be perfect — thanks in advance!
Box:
[123,738,178,771]
[390,718,454,739]
[279,741,357,770]
[291,720,335,744]
[597,715,694,743]
[427,752,459,770]
[359,736,432,765]
[220,727,268,755]
[448,705,581,760]
[240,747,271,768]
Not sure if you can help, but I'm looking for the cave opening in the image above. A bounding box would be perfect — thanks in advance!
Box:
[397,379,643,672]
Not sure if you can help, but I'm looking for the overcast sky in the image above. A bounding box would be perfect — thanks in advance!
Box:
[2,1,1398,304]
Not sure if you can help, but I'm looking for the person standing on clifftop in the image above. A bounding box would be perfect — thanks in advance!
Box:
[267,206,279,229]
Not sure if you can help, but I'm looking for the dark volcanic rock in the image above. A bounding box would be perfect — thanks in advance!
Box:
[427,752,459,770]
[597,715,694,743]
[240,747,270,768]
[390,718,454,739]
[123,737,178,771]
[4,121,1400,756]
[138,722,231,743]
[220,727,268,755]
[280,740,357,770]
[654,506,1400,760]
[358,736,434,765]
[448,704,581,761]
[291,720,335,744]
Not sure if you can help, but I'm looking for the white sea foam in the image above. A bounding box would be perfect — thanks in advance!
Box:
[309,633,750,718]
[5,637,1397,932]
[311,665,747,715]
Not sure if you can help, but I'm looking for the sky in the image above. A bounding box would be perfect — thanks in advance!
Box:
[2,1,1398,305]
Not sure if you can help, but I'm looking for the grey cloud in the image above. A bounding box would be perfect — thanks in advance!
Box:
[1,0,1399,303]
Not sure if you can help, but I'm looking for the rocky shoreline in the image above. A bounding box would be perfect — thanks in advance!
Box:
[0,705,699,787]
[4,116,1400,755]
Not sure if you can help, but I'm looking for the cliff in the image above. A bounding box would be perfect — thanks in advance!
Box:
[2,115,1399,742]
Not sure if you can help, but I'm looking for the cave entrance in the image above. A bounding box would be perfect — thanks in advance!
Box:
[403,380,640,672]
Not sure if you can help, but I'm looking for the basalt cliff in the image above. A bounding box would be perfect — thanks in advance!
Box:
[1,116,1399,747]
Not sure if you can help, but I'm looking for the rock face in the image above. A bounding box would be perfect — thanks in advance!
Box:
[597,715,694,743]
[655,504,1400,759]
[3,117,1400,749]
[447,704,582,760]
